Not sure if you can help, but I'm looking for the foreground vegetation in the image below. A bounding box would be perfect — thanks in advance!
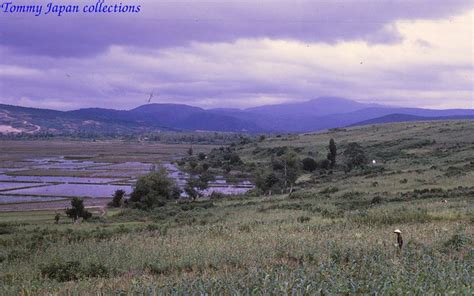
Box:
[0,120,473,295]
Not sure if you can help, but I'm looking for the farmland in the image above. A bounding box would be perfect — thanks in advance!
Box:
[0,141,216,211]
[0,120,473,295]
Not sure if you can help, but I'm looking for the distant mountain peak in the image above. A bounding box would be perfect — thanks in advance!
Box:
[132,103,204,113]
[1,98,472,135]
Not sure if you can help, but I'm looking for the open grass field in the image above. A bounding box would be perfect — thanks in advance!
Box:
[0,121,473,295]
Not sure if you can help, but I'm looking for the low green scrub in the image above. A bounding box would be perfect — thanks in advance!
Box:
[443,232,472,251]
[40,260,111,282]
[349,207,433,225]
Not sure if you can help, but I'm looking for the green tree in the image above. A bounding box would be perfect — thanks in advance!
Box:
[327,138,337,168]
[282,152,300,194]
[65,198,92,222]
[264,172,280,195]
[229,153,242,165]
[184,178,200,201]
[198,171,214,187]
[198,152,206,160]
[253,170,279,196]
[272,152,300,194]
[188,160,198,170]
[185,172,212,201]
[343,142,368,171]
[108,189,125,208]
[187,147,193,156]
[129,168,178,209]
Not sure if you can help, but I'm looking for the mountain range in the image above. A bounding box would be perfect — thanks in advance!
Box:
[1,97,473,135]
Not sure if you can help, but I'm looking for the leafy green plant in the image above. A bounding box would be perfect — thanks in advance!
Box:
[443,232,471,251]
[65,198,92,222]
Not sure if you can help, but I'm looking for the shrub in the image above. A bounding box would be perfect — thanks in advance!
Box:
[40,260,82,282]
[81,262,110,278]
[287,191,314,199]
[210,191,225,199]
[146,223,168,236]
[189,160,198,170]
[297,216,311,223]
[7,249,30,261]
[371,196,382,204]
[318,159,331,170]
[302,157,317,172]
[320,187,339,194]
[0,225,15,235]
[40,260,110,282]
[147,263,172,276]
[238,224,252,232]
[350,207,432,225]
[443,232,471,251]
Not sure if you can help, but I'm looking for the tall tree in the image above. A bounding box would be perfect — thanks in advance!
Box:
[264,172,280,196]
[327,138,337,168]
[273,152,300,194]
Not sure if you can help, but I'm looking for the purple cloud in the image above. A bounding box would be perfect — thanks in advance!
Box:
[1,0,472,57]
[0,1,473,110]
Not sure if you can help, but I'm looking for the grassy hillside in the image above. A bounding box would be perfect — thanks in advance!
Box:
[0,120,473,295]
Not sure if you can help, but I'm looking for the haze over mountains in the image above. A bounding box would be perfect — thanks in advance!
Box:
[1,97,473,135]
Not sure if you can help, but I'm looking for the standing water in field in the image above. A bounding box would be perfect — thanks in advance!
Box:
[162,162,254,197]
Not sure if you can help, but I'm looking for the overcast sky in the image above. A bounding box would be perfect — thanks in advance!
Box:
[0,0,473,110]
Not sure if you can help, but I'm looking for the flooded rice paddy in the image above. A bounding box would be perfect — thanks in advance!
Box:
[163,163,254,198]
[0,156,137,210]
[0,182,47,191]
[0,175,121,184]
[0,195,66,204]
[0,156,253,211]
[5,184,133,198]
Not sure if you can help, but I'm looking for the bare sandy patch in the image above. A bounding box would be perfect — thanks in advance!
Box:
[0,125,22,133]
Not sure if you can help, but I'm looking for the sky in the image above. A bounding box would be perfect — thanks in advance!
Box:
[0,0,473,110]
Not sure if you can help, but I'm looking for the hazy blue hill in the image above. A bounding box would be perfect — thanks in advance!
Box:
[67,108,139,123]
[131,103,203,117]
[211,97,391,131]
[245,97,387,117]
[350,113,474,127]
[1,98,473,134]
[66,104,263,132]
[0,104,65,117]
[175,112,262,132]
[130,104,262,131]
